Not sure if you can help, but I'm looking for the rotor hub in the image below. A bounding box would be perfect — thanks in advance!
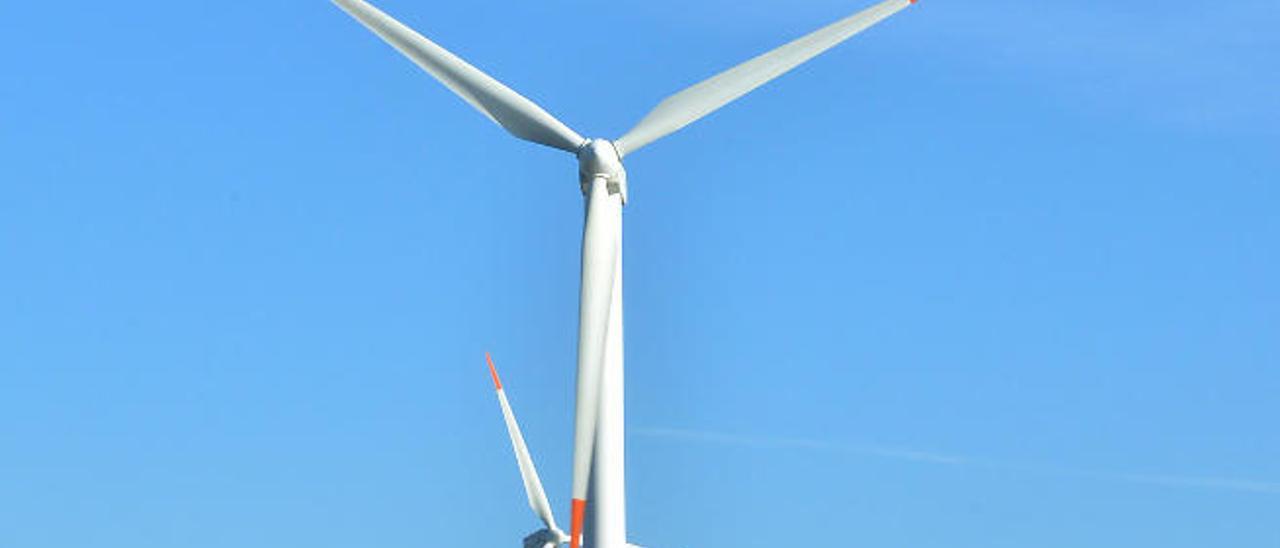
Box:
[577,139,627,203]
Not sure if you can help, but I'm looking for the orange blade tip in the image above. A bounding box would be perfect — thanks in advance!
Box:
[569,498,586,548]
[484,352,502,391]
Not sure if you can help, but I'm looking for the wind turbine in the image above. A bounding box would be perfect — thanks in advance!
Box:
[486,353,570,548]
[330,0,919,546]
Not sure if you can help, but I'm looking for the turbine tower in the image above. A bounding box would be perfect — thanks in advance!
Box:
[331,1,919,546]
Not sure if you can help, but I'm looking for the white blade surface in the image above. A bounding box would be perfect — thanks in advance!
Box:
[485,353,564,537]
[569,176,623,548]
[333,0,585,152]
[615,0,915,156]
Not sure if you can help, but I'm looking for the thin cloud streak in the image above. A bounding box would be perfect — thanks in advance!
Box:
[636,427,1280,495]
[636,427,966,465]
[1118,474,1280,495]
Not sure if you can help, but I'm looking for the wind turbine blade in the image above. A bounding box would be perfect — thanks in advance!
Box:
[569,176,623,548]
[332,0,586,152]
[485,353,564,537]
[614,0,916,156]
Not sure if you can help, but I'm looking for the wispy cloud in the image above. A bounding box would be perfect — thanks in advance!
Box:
[636,427,967,465]
[1118,474,1280,495]
[636,426,1280,495]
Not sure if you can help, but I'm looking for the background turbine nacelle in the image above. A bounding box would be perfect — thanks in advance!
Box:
[577,139,627,203]
[522,528,568,548]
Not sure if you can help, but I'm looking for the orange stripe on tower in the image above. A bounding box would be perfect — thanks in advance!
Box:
[484,352,502,391]
[569,498,586,548]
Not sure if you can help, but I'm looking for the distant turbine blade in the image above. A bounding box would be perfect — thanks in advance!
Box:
[615,0,916,156]
[485,353,565,538]
[332,0,586,152]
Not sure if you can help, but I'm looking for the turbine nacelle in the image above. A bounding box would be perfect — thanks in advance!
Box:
[522,527,569,548]
[577,139,627,204]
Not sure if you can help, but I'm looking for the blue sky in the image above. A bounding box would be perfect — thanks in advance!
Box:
[2,0,1277,546]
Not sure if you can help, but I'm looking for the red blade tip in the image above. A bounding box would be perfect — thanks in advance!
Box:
[569,498,586,548]
[484,352,502,391]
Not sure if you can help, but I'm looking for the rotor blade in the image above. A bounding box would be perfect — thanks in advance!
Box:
[568,176,623,548]
[485,353,564,536]
[615,0,916,156]
[332,0,586,152]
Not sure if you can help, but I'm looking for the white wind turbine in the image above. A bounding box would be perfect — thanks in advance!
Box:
[331,1,919,546]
